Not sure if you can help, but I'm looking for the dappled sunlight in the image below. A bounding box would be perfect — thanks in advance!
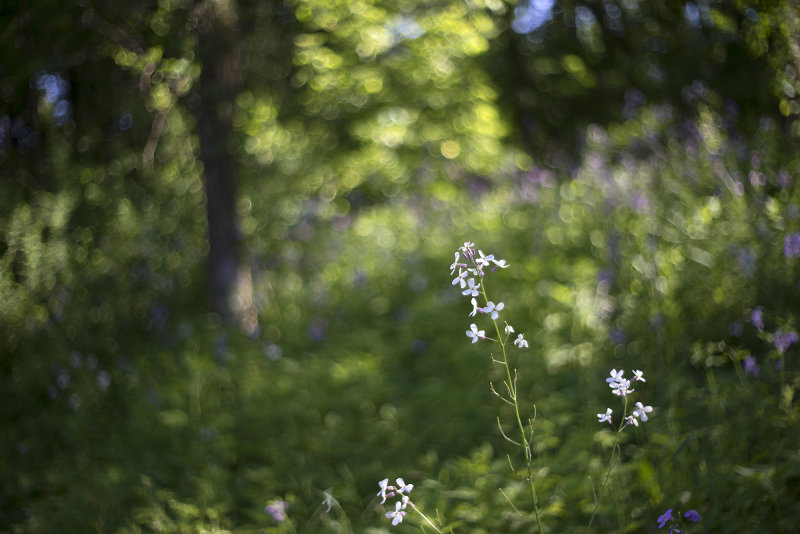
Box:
[3,0,800,532]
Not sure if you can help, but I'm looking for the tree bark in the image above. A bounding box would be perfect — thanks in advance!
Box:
[190,0,255,330]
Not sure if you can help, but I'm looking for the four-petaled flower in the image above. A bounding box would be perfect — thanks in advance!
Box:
[449,252,461,275]
[597,408,613,424]
[395,478,413,494]
[475,250,495,270]
[482,301,504,320]
[492,258,509,269]
[514,334,528,348]
[611,378,634,397]
[633,402,653,422]
[386,501,406,525]
[452,269,468,288]
[624,414,639,427]
[606,369,624,385]
[632,370,645,382]
[466,323,486,343]
[504,324,515,334]
[657,509,674,528]
[377,478,391,504]
[684,510,701,523]
[462,278,481,297]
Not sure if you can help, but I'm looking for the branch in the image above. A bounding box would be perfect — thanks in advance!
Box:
[497,416,523,447]
[78,6,143,53]
[142,111,167,170]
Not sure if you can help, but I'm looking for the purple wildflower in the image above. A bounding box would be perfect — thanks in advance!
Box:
[610,327,626,345]
[774,329,799,355]
[778,170,792,189]
[265,500,288,522]
[684,509,701,522]
[750,307,764,332]
[743,355,760,377]
[657,509,674,529]
[785,233,800,258]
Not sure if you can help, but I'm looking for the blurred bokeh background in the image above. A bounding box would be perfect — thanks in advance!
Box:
[2,0,800,532]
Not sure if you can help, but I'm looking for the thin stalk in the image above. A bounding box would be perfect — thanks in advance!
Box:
[408,502,442,533]
[481,280,544,534]
[588,396,627,528]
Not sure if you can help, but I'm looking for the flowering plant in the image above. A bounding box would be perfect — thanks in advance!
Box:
[657,507,702,532]
[589,368,653,527]
[450,242,542,533]
[377,243,659,532]
[376,478,443,531]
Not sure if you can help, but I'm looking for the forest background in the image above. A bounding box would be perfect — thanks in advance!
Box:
[2,0,800,532]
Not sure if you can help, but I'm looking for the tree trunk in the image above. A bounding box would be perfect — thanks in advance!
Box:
[190,1,256,331]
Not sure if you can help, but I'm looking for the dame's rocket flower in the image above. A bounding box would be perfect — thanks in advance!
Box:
[462,278,481,297]
[452,269,468,288]
[386,501,406,525]
[377,478,391,504]
[597,408,613,424]
[467,323,486,343]
[475,250,495,270]
[395,478,413,494]
[633,402,653,422]
[606,369,624,384]
[449,252,461,275]
[611,379,634,397]
[482,301,504,320]
[491,258,509,269]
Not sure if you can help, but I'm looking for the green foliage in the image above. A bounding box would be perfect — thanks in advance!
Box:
[3,0,800,533]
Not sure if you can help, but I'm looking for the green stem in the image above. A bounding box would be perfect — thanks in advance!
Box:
[588,396,627,529]
[481,278,544,534]
[409,502,442,533]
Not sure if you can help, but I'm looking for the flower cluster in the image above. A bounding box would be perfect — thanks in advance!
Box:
[451,242,543,533]
[784,232,800,258]
[452,242,527,348]
[597,369,652,428]
[657,507,701,532]
[743,306,800,379]
[749,306,799,357]
[774,329,799,355]
[378,478,414,526]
